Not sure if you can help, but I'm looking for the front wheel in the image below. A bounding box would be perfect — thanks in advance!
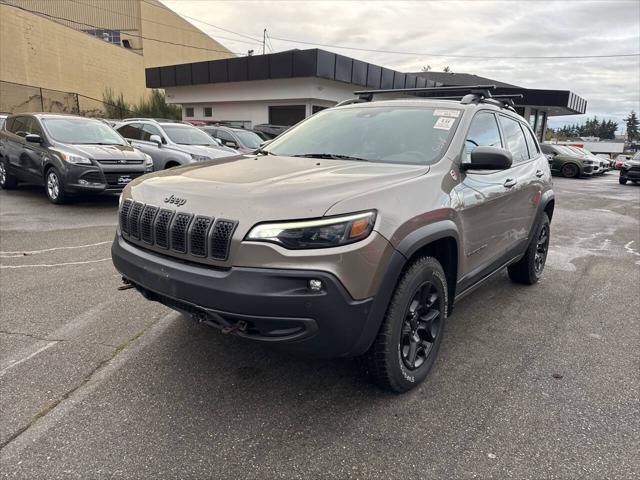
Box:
[561,163,580,178]
[45,168,69,204]
[619,177,627,185]
[363,256,447,393]
[508,213,550,285]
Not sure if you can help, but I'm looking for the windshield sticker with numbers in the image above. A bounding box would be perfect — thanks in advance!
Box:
[434,117,456,130]
[434,109,461,118]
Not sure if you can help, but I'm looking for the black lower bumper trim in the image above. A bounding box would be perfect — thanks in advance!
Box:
[112,235,376,358]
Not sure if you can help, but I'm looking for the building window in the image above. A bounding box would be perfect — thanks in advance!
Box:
[268,105,306,126]
[204,107,212,117]
[83,29,121,46]
[185,107,194,118]
[312,105,327,114]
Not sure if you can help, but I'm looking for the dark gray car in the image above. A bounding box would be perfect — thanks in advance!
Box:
[0,113,151,204]
[112,86,555,392]
[115,119,237,170]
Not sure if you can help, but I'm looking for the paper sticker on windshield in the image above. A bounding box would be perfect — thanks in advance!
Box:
[434,117,456,130]
[434,109,460,118]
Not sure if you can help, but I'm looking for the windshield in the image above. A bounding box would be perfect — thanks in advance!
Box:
[265,106,461,165]
[0,117,5,130]
[163,125,216,145]
[633,151,640,160]
[42,118,126,145]
[234,130,262,149]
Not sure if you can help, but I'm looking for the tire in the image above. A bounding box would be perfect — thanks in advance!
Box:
[44,168,69,204]
[619,177,627,185]
[561,163,580,178]
[363,256,448,393]
[508,213,550,285]
[0,159,18,189]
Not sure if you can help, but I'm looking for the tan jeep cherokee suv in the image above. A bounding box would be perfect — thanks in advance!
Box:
[112,86,554,392]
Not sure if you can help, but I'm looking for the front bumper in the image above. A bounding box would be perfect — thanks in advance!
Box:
[620,168,640,180]
[112,234,379,358]
[63,163,147,194]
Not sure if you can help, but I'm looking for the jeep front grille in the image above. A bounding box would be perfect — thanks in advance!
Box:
[118,199,237,261]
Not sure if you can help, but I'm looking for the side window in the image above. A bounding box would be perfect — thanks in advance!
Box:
[140,123,162,141]
[11,116,29,137]
[464,112,502,161]
[523,126,540,157]
[117,123,143,140]
[26,117,44,137]
[498,116,529,163]
[216,130,234,142]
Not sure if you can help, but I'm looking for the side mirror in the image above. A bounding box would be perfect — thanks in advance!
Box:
[149,134,162,147]
[463,146,512,170]
[25,134,42,144]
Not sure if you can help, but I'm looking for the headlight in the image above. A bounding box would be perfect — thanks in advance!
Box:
[624,161,632,168]
[53,150,91,164]
[190,154,211,162]
[144,154,153,171]
[246,211,376,249]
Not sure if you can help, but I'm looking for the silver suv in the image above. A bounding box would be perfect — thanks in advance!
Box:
[112,86,555,392]
[115,119,237,170]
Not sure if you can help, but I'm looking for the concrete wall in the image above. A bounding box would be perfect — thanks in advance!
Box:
[0,0,233,108]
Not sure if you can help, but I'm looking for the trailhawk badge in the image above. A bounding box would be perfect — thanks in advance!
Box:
[164,194,187,206]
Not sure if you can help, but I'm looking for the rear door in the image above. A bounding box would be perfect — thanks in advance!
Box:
[4,116,30,177]
[457,111,517,282]
[497,114,544,247]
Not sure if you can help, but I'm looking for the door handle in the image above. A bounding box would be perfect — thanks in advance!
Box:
[504,178,517,188]
[535,170,544,178]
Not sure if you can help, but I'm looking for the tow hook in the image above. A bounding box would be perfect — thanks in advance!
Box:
[221,320,248,335]
[118,277,134,291]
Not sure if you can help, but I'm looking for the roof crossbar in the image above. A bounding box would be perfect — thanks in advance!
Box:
[353,84,497,100]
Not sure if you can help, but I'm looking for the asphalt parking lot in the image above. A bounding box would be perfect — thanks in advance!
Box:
[1,175,639,479]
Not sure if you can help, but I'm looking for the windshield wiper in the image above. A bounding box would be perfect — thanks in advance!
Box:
[291,153,369,162]
[254,147,273,156]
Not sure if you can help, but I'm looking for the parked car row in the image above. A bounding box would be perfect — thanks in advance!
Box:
[541,144,611,178]
[0,113,247,203]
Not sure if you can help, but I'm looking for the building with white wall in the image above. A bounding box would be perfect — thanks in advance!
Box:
[146,49,587,140]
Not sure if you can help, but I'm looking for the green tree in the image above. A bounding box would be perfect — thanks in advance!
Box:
[625,111,639,141]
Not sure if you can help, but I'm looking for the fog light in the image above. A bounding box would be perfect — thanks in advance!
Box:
[308,279,323,292]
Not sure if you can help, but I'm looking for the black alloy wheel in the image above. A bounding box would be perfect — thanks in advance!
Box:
[534,223,550,275]
[400,282,441,371]
[561,163,579,178]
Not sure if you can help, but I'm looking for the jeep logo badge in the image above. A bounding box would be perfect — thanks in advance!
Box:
[164,195,187,206]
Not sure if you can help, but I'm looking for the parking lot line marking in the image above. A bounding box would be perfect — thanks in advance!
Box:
[0,241,111,258]
[0,341,59,377]
[0,258,111,269]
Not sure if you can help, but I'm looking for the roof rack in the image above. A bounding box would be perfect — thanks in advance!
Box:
[343,85,522,112]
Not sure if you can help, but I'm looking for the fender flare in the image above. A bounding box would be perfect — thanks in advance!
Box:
[347,220,461,356]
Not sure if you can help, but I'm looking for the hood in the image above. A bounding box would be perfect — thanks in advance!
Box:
[170,144,237,159]
[60,143,146,160]
[127,155,427,228]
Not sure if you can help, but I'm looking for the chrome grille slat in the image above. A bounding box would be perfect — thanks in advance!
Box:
[210,220,237,261]
[189,216,213,257]
[140,206,158,244]
[170,213,193,254]
[128,202,144,239]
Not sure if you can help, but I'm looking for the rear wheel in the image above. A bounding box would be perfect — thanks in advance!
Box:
[363,256,447,393]
[0,159,18,189]
[508,213,550,285]
[561,163,580,178]
[45,168,69,204]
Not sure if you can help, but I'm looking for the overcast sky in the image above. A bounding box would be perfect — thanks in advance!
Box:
[163,0,640,133]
